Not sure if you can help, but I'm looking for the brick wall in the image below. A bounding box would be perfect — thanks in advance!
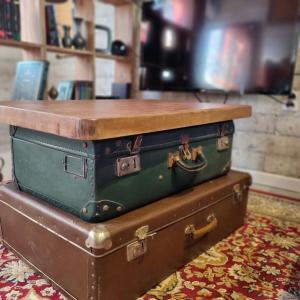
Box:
[0,3,299,180]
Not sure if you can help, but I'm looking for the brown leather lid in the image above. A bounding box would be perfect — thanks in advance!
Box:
[0,171,251,257]
[0,100,251,140]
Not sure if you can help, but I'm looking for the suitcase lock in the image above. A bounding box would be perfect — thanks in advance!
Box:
[127,225,156,262]
[116,136,142,177]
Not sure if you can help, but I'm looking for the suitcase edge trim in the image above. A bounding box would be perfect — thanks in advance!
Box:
[0,183,249,259]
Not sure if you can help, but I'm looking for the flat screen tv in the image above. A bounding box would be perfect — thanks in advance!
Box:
[140,0,300,95]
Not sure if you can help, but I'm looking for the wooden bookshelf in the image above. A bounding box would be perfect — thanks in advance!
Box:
[102,0,133,6]
[47,45,94,57]
[1,0,138,99]
[0,39,42,50]
[96,52,132,62]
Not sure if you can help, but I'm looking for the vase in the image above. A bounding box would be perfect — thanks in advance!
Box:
[72,17,86,49]
[62,25,72,48]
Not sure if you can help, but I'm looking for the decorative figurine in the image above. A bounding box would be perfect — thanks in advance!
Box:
[72,17,86,49]
[111,40,128,56]
[48,86,59,100]
[62,25,72,48]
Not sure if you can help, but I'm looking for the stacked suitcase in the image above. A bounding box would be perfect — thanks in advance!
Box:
[0,100,252,300]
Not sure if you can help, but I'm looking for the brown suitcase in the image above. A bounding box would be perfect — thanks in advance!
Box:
[0,170,251,300]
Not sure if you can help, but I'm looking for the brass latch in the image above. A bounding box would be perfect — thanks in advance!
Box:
[135,225,150,240]
[127,225,156,262]
[233,184,242,202]
[217,136,230,151]
[127,135,143,155]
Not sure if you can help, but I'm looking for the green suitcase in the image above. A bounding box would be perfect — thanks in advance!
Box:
[10,121,234,222]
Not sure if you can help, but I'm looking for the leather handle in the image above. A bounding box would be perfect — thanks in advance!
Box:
[185,214,218,240]
[168,147,208,173]
[175,152,207,173]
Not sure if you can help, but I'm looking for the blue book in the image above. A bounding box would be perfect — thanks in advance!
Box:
[57,81,74,101]
[12,60,49,100]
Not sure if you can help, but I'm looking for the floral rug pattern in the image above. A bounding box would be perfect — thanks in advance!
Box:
[0,191,299,300]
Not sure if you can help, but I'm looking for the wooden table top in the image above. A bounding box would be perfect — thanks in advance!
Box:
[0,100,251,140]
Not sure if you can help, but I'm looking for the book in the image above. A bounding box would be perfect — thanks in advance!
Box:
[12,60,49,101]
[57,81,93,100]
[0,0,5,38]
[4,0,13,39]
[57,81,74,100]
[45,5,59,46]
[11,0,20,41]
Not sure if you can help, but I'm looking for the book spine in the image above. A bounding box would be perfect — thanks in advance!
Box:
[4,0,12,39]
[45,5,59,46]
[38,62,49,100]
[12,0,20,40]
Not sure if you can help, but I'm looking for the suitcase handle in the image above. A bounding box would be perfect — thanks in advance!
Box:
[168,146,208,173]
[175,153,207,173]
[185,214,218,240]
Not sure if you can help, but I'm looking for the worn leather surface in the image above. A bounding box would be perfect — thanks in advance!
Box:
[11,121,234,222]
[0,170,251,300]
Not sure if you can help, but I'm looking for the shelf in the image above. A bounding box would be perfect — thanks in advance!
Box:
[46,46,94,57]
[0,39,42,50]
[100,0,133,6]
[95,52,132,62]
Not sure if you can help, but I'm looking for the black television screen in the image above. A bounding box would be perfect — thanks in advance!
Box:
[140,0,300,95]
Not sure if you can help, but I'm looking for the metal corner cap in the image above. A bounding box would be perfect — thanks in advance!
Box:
[85,224,112,250]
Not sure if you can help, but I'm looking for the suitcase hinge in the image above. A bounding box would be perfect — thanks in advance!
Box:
[127,225,156,262]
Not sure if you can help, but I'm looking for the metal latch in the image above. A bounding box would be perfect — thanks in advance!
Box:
[127,135,143,155]
[116,155,141,177]
[233,183,242,202]
[127,225,155,262]
[217,136,230,151]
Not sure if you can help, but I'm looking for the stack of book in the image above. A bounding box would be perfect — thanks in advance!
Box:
[0,0,21,41]
[57,81,93,100]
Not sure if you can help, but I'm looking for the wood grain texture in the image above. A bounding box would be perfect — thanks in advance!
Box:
[0,100,252,140]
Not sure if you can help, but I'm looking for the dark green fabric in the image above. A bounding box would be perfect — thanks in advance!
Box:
[10,122,234,222]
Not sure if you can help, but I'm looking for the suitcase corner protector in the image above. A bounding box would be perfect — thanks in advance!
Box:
[85,224,112,250]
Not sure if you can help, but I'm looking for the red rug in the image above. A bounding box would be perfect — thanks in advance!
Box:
[0,192,299,300]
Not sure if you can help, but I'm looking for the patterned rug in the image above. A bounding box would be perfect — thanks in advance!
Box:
[0,191,299,300]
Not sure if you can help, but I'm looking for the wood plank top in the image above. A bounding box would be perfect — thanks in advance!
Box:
[0,100,252,140]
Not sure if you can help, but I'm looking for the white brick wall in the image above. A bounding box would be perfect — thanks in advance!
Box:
[0,5,300,180]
